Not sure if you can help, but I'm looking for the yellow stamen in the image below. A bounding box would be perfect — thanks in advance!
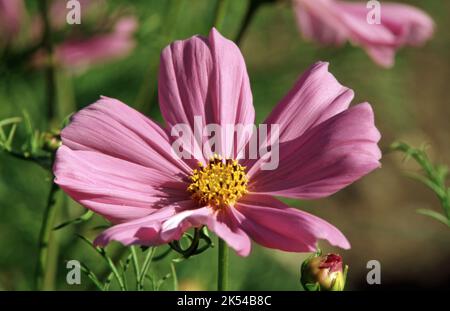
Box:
[187,155,249,209]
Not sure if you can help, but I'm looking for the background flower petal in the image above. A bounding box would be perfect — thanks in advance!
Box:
[294,0,433,67]
[339,2,434,47]
[55,16,137,70]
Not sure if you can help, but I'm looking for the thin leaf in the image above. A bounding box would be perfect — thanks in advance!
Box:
[155,273,172,291]
[170,261,178,291]
[0,117,22,127]
[119,257,131,291]
[79,262,104,291]
[405,172,446,198]
[5,123,17,150]
[77,235,126,291]
[130,246,141,290]
[152,247,172,262]
[138,247,155,291]
[0,126,6,143]
[53,210,94,230]
[416,209,449,226]
[103,271,114,291]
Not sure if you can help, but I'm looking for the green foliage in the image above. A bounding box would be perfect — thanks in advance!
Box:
[391,141,450,226]
[0,112,60,169]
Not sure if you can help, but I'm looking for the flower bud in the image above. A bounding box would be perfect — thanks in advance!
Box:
[42,130,62,152]
[300,251,348,291]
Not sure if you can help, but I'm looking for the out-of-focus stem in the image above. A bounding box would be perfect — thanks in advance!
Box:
[130,246,141,290]
[213,0,227,30]
[217,238,229,291]
[170,262,178,291]
[235,0,263,46]
[391,142,450,225]
[135,1,183,116]
[34,181,59,290]
[38,0,57,123]
[138,247,155,291]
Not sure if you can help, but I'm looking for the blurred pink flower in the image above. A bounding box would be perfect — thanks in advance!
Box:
[0,0,23,40]
[294,0,434,67]
[54,29,381,256]
[10,0,138,70]
[49,0,105,29]
[55,16,137,70]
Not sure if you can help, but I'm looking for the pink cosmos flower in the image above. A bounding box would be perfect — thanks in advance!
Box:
[54,28,381,256]
[293,0,434,68]
[23,0,137,71]
[0,0,23,41]
[54,16,137,70]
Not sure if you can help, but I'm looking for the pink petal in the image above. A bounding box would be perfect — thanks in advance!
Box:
[94,203,191,247]
[364,45,396,68]
[293,0,347,46]
[158,28,254,161]
[49,0,103,30]
[61,96,191,176]
[55,16,137,69]
[339,2,434,47]
[55,97,194,223]
[0,0,23,38]
[234,194,350,252]
[294,0,396,46]
[264,62,353,143]
[54,146,190,223]
[161,207,251,256]
[294,0,434,68]
[248,103,381,199]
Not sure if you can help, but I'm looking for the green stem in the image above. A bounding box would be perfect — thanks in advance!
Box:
[138,247,155,291]
[170,262,178,291]
[130,246,141,290]
[38,0,57,123]
[103,252,126,291]
[234,0,262,45]
[391,142,450,225]
[217,238,229,291]
[34,181,59,290]
[135,1,183,116]
[1,149,52,169]
[212,0,227,30]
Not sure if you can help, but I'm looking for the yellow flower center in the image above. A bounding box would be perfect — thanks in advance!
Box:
[187,155,249,209]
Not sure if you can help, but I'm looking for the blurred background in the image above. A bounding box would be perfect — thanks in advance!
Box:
[0,0,449,290]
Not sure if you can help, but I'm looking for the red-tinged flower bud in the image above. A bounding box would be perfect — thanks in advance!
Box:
[42,130,62,152]
[300,251,348,291]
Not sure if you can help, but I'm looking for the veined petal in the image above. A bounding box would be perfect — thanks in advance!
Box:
[264,62,353,143]
[248,103,381,199]
[94,203,192,247]
[161,207,251,256]
[61,96,191,176]
[56,97,193,223]
[234,194,350,252]
[158,28,255,161]
[54,146,190,223]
